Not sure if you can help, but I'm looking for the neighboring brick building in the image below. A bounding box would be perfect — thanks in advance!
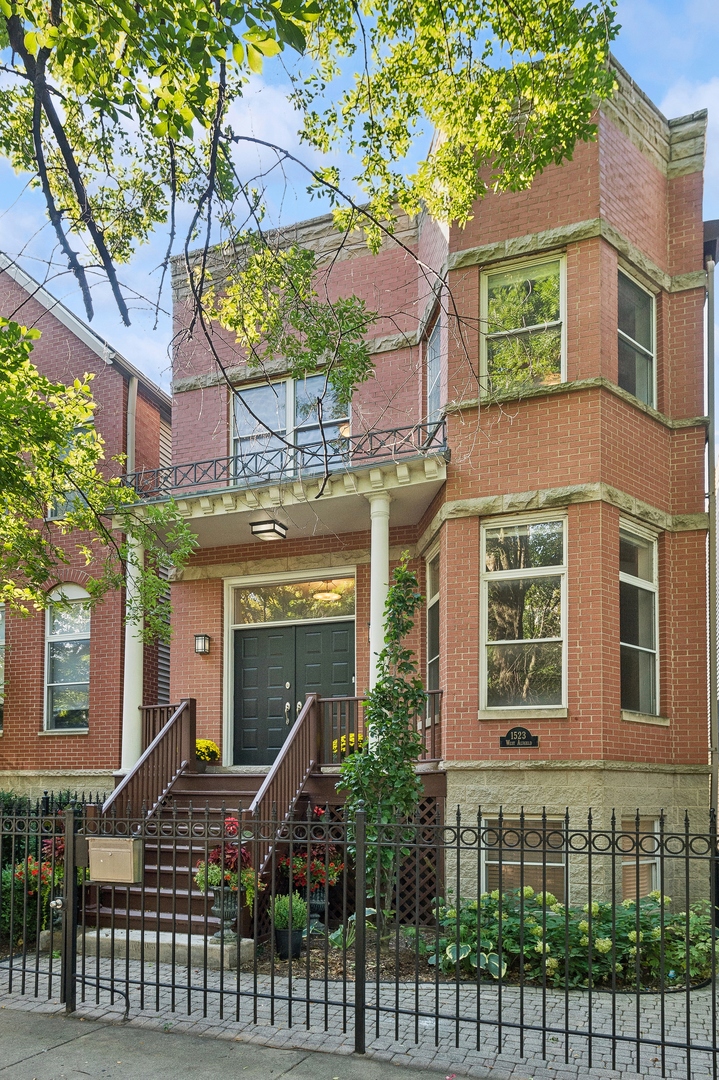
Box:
[154,59,710,851]
[0,257,172,797]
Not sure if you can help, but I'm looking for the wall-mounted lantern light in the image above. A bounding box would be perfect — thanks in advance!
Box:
[250,518,287,541]
[194,634,211,654]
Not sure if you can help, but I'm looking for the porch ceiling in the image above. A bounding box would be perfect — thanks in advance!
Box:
[163,454,446,548]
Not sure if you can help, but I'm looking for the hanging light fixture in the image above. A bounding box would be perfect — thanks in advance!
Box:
[312,580,342,602]
[250,518,287,541]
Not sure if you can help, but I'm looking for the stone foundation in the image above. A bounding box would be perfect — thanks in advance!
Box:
[443,761,711,905]
[0,770,114,801]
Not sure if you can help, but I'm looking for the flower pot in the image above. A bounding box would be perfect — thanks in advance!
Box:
[309,887,327,926]
[210,886,238,941]
[194,758,207,773]
[275,927,303,960]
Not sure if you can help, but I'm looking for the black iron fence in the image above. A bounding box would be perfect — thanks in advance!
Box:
[2,797,718,1078]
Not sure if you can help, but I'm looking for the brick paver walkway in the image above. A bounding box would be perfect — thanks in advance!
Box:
[2,957,717,1080]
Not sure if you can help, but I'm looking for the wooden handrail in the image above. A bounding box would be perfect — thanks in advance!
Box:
[317,689,443,765]
[103,698,196,820]
[246,694,319,867]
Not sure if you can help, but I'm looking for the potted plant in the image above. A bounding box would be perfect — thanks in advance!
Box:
[194,817,262,940]
[272,893,307,960]
[195,738,220,773]
[278,807,344,925]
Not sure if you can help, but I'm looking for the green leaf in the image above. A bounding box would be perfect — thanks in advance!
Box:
[23,32,38,57]
[446,942,471,964]
[245,42,263,74]
[232,41,244,64]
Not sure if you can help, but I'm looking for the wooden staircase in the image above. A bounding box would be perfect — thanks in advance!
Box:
[87,694,445,934]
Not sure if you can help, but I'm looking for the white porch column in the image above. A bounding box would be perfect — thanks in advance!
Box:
[367,492,391,688]
[121,537,145,771]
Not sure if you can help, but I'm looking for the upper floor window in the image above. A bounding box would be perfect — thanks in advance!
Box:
[481,518,566,709]
[0,605,5,732]
[481,257,564,396]
[46,424,93,520]
[426,317,442,424]
[45,585,90,731]
[618,271,655,408]
[233,374,350,481]
[619,527,658,716]
[426,551,440,692]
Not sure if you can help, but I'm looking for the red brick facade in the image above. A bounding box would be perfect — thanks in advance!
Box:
[0,65,711,815]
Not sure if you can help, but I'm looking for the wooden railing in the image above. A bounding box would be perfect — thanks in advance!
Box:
[141,703,180,751]
[246,694,319,867]
[102,698,196,820]
[318,689,443,765]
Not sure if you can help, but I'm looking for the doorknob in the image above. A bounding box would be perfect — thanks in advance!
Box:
[284,701,291,725]
[296,701,302,717]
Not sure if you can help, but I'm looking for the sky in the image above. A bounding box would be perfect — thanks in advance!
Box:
[0,0,718,392]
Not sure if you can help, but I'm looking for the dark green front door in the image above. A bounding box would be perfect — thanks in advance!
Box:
[233,621,354,765]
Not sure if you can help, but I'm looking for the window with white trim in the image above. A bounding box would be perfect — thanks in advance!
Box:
[45,585,90,730]
[233,374,350,480]
[426,551,440,692]
[620,528,658,715]
[481,257,564,396]
[0,604,5,732]
[426,317,442,424]
[618,271,655,407]
[481,518,566,709]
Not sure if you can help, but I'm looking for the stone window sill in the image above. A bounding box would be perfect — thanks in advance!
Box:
[38,728,90,736]
[478,707,568,721]
[621,710,670,727]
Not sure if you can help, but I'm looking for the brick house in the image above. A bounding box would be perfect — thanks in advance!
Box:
[0,257,172,798]
[1,60,712,899]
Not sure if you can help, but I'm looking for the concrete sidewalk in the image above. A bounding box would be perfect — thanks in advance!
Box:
[0,1007,463,1079]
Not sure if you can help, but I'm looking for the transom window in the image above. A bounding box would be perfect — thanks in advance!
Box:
[232,577,355,626]
[233,375,350,480]
[481,519,566,709]
[618,271,655,407]
[481,258,564,396]
[620,528,658,715]
[45,585,90,730]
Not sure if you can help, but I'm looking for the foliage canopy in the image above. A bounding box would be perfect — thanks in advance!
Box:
[0,317,195,638]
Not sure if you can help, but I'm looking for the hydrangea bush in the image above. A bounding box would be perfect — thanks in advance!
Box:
[407,888,714,989]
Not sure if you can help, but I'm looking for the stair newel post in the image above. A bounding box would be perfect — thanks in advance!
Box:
[181,698,196,771]
[308,693,319,770]
[61,804,78,1014]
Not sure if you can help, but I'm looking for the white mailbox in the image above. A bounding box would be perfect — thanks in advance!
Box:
[87,837,143,884]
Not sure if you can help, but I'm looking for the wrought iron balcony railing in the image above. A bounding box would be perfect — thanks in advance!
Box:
[124,419,448,501]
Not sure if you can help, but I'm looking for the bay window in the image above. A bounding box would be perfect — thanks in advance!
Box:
[481,518,566,710]
[481,257,564,395]
[618,270,655,407]
[620,528,658,716]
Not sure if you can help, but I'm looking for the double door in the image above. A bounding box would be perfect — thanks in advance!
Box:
[233,620,355,765]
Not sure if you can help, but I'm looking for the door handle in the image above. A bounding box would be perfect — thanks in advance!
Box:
[296,701,302,717]
[284,701,291,725]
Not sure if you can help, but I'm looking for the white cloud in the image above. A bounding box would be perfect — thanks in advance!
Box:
[660,77,719,218]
